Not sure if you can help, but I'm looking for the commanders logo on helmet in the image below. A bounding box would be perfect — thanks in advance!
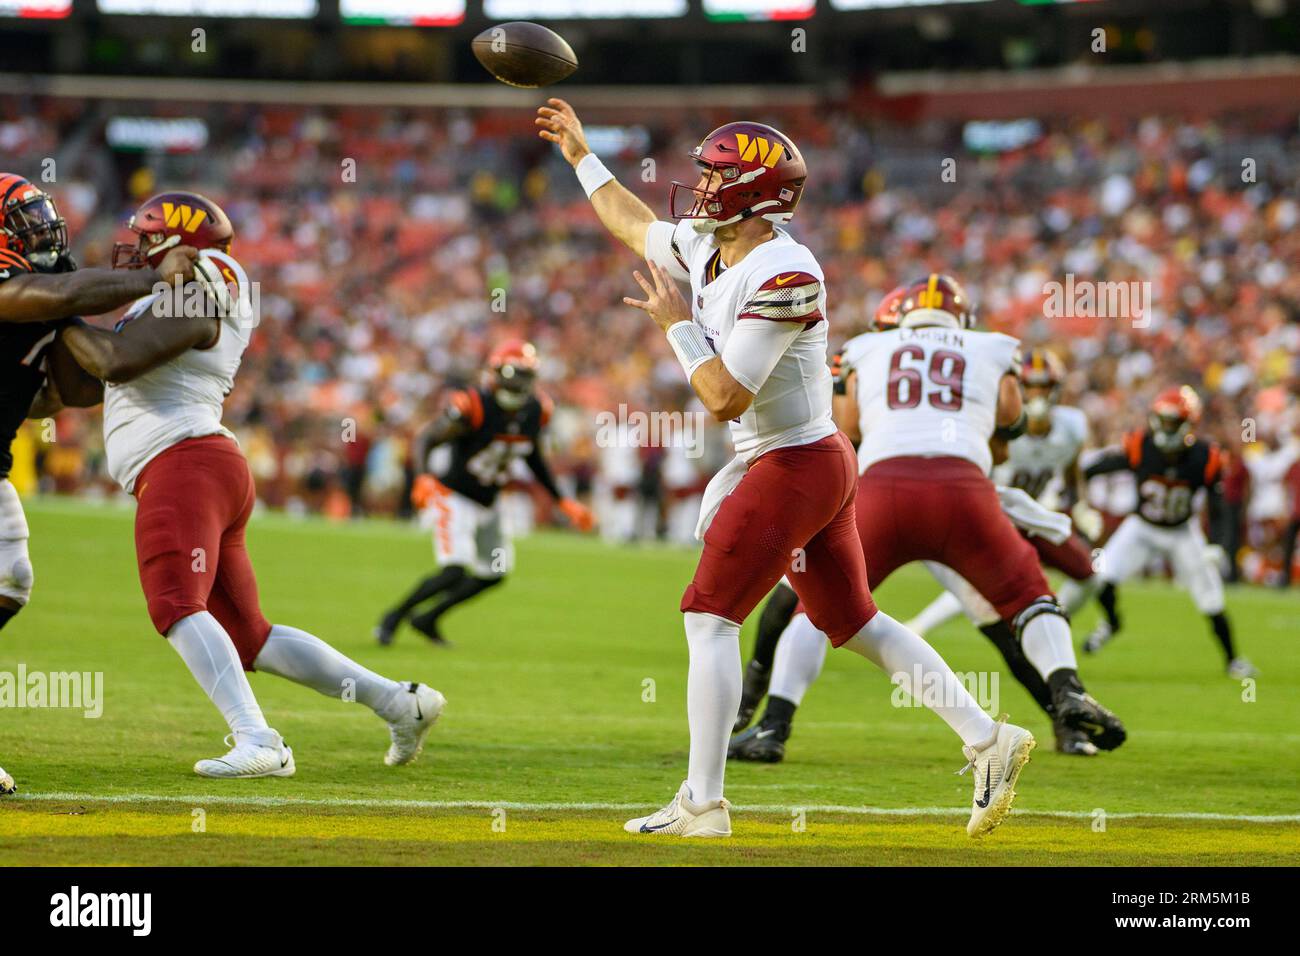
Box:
[0,173,68,273]
[1149,385,1201,453]
[112,191,234,269]
[669,122,807,235]
[898,274,976,330]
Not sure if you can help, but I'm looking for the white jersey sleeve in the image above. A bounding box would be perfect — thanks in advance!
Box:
[848,326,1020,476]
[645,220,703,284]
[721,316,804,394]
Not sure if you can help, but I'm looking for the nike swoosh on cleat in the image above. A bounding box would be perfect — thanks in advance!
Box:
[280,754,290,768]
[975,766,992,808]
[639,818,680,833]
[756,730,775,739]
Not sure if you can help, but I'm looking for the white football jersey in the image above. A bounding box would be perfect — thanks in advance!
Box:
[992,405,1088,508]
[103,252,256,492]
[645,220,834,462]
[842,325,1020,476]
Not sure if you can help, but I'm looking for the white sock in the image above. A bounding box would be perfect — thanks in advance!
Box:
[683,611,741,805]
[768,613,827,706]
[905,589,965,637]
[254,624,406,720]
[842,611,996,746]
[1021,611,1078,679]
[167,612,270,738]
[1057,577,1099,616]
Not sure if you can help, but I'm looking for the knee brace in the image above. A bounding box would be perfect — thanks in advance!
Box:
[0,550,33,608]
[1012,594,1065,640]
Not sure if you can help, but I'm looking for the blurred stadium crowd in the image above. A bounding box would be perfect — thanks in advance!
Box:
[3,94,1298,582]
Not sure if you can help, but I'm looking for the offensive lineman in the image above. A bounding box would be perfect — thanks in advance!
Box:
[734,276,1127,771]
[1,174,196,795]
[907,348,1106,637]
[733,294,1109,760]
[539,100,1035,838]
[376,339,595,646]
[1083,386,1254,677]
[58,191,446,778]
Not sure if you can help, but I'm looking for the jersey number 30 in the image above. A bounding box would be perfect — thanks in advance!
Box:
[887,346,965,411]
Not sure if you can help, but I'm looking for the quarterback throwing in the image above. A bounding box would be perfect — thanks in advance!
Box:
[539,100,1035,838]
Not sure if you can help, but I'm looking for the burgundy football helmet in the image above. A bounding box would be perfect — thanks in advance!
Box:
[1150,385,1202,452]
[870,285,907,332]
[112,190,233,269]
[669,122,807,234]
[0,173,68,272]
[898,273,977,330]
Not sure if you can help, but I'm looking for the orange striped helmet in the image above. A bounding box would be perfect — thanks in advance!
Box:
[0,173,68,272]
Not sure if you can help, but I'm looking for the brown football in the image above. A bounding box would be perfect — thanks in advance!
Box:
[472,22,578,89]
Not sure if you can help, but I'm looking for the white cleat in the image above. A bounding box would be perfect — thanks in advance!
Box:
[194,730,295,779]
[1082,620,1114,654]
[0,765,14,795]
[623,781,732,837]
[959,718,1036,838]
[384,682,445,766]
[1227,657,1258,680]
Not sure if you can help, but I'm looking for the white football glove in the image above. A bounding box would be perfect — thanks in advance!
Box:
[1071,501,1104,541]
[194,255,234,319]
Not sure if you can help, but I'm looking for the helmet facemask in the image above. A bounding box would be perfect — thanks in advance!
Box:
[669,159,791,235]
[494,363,536,411]
[4,192,68,272]
[1150,412,1192,452]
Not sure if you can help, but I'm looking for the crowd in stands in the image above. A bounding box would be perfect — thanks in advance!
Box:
[3,94,1297,581]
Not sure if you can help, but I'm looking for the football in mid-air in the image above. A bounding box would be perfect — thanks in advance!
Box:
[472,22,578,88]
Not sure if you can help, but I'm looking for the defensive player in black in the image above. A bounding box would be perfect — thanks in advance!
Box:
[1082,386,1253,677]
[376,340,594,646]
[0,174,197,632]
[0,173,195,795]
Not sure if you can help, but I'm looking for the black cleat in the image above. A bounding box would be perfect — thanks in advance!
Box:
[733,660,771,733]
[409,612,451,647]
[728,721,789,763]
[1054,689,1126,751]
[1053,720,1099,756]
[374,611,403,646]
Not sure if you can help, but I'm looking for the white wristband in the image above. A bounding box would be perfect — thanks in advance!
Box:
[666,320,714,381]
[575,152,615,198]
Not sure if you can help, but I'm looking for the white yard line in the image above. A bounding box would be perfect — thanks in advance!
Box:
[9,791,1299,823]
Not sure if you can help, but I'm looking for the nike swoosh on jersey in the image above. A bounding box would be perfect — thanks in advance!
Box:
[773,274,798,285]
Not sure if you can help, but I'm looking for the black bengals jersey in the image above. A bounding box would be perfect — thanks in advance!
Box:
[428,386,559,507]
[1086,429,1222,528]
[0,249,59,479]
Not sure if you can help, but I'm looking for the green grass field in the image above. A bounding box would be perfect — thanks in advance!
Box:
[1,497,1297,866]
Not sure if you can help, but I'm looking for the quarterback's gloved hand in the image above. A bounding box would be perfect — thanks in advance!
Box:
[410,474,446,510]
[1071,501,1104,542]
[558,498,595,532]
